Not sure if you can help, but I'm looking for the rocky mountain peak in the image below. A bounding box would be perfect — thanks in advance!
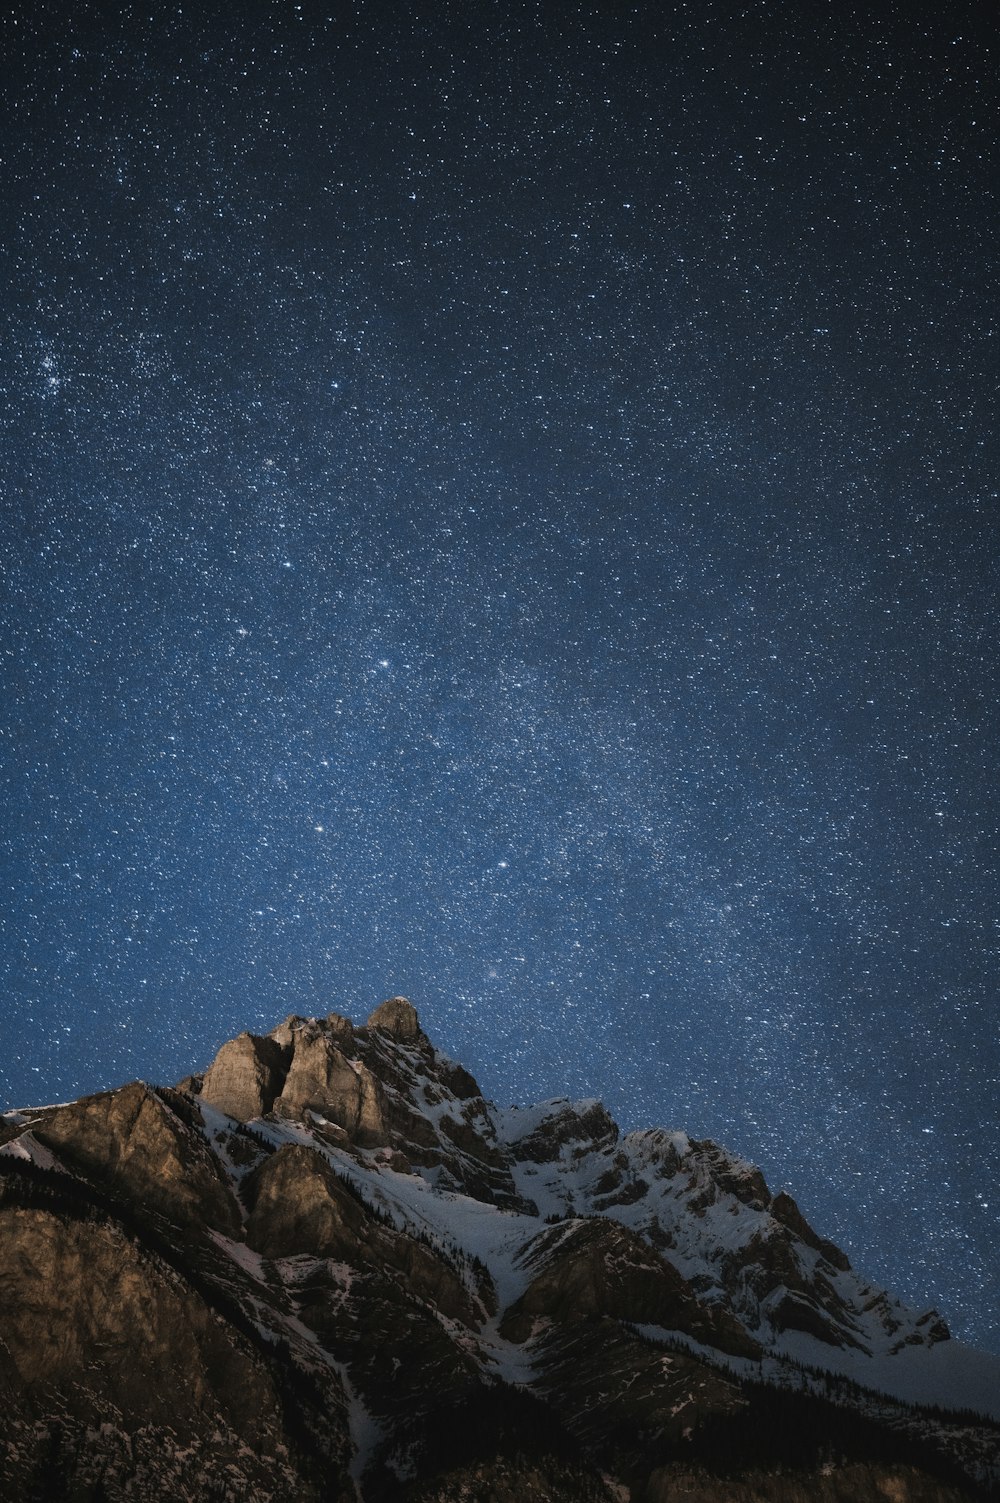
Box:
[1,1000,996,1502]
[366,994,424,1042]
[498,1095,620,1162]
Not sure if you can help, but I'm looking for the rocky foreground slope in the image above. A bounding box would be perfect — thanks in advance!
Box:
[1,999,998,1501]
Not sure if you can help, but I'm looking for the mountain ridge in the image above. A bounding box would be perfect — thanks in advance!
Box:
[1,997,997,1501]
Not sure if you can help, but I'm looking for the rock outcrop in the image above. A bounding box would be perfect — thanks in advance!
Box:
[33,1080,241,1233]
[501,1096,620,1162]
[200,1030,289,1120]
[367,994,425,1043]
[501,1216,760,1358]
[274,1024,388,1143]
[0,1202,347,1500]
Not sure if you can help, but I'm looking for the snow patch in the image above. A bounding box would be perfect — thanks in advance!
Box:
[0,1131,66,1171]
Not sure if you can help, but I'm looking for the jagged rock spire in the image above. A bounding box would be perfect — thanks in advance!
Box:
[366,995,423,1042]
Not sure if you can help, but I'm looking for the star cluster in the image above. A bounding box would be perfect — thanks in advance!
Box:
[1,2,998,1353]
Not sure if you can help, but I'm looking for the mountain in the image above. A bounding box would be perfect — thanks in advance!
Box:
[1,998,997,1501]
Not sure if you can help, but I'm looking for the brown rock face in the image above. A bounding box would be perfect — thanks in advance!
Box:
[275,1028,388,1143]
[33,1081,241,1233]
[367,995,424,1042]
[502,1218,758,1358]
[246,1144,483,1325]
[325,1010,356,1044]
[246,1142,370,1260]
[268,1012,308,1048]
[0,1207,274,1428]
[0,1204,341,1500]
[200,1030,290,1120]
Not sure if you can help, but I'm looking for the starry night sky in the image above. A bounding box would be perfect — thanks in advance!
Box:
[2,1,998,1353]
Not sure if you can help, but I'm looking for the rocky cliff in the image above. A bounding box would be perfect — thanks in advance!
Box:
[1,1000,997,1501]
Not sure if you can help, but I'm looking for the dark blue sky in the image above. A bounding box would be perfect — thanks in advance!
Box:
[2,1,998,1353]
